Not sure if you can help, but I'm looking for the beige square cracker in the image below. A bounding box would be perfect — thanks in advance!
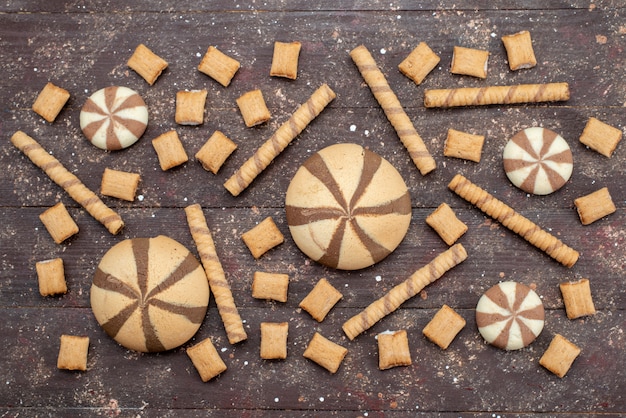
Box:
[299,278,343,322]
[36,257,67,296]
[539,334,581,378]
[501,31,537,71]
[198,46,240,87]
[127,43,168,85]
[32,82,70,123]
[236,89,271,127]
[152,130,189,171]
[303,332,348,374]
[398,42,441,85]
[426,203,468,246]
[101,168,141,202]
[39,202,79,244]
[560,278,596,319]
[451,46,489,79]
[176,90,207,125]
[186,337,227,382]
[241,217,284,259]
[195,131,237,175]
[444,128,485,163]
[57,335,89,371]
[252,271,289,302]
[422,304,466,350]
[260,322,289,360]
[574,187,616,225]
[377,330,412,370]
[579,117,623,158]
[270,41,302,80]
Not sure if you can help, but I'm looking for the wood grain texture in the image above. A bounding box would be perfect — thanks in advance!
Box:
[1,1,625,416]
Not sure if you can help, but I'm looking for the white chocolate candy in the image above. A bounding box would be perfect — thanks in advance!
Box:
[476,281,544,350]
[285,143,411,270]
[80,86,148,151]
[503,127,573,195]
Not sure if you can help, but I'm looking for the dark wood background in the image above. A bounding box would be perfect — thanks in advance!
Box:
[1,1,624,416]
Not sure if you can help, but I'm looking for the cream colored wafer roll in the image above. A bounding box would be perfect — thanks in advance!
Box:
[350,45,436,175]
[224,84,336,196]
[11,131,124,235]
[185,204,247,344]
[448,174,579,267]
[342,243,467,340]
[424,82,570,108]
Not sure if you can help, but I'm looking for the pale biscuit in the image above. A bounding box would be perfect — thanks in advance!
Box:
[241,217,284,259]
[443,128,485,163]
[100,168,140,202]
[36,258,67,296]
[57,335,89,371]
[579,117,623,158]
[574,187,616,225]
[39,202,79,244]
[32,82,70,122]
[195,131,237,174]
[501,31,537,71]
[559,278,596,319]
[299,278,343,322]
[198,46,240,87]
[236,89,271,127]
[426,203,468,246]
[187,338,227,382]
[127,43,168,85]
[152,130,189,171]
[377,330,411,370]
[450,46,489,78]
[302,332,348,374]
[539,334,581,378]
[423,305,466,350]
[260,322,289,360]
[175,90,207,125]
[398,42,440,85]
[270,41,302,79]
[252,271,289,302]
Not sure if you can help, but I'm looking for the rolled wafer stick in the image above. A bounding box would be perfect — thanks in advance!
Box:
[424,82,570,108]
[185,204,247,344]
[350,45,436,176]
[448,174,579,267]
[10,131,124,235]
[342,243,467,340]
[224,84,336,196]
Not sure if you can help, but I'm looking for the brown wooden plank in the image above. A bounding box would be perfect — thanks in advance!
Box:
[0,2,625,416]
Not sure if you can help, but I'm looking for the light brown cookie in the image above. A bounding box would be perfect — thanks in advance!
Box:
[285,143,411,270]
[90,236,209,352]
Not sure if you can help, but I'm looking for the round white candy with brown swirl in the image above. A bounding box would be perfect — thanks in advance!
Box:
[476,281,544,350]
[80,86,148,151]
[503,127,573,195]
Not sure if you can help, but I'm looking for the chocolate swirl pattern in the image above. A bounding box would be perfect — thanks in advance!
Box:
[503,127,573,195]
[286,143,411,270]
[90,236,209,353]
[476,281,544,350]
[80,86,148,151]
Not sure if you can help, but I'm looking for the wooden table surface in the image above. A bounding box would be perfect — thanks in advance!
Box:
[1,1,624,416]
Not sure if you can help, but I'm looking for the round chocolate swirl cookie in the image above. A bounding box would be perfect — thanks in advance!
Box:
[503,127,573,195]
[285,143,412,270]
[80,86,148,151]
[90,236,209,352]
[476,281,544,350]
